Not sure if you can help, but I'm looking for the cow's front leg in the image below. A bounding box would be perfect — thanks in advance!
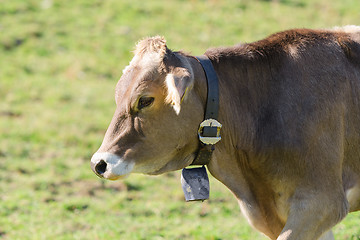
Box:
[277,189,348,240]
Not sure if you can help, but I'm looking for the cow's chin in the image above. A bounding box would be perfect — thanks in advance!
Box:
[143,153,196,175]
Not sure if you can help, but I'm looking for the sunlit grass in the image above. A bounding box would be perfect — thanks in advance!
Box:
[1,0,360,239]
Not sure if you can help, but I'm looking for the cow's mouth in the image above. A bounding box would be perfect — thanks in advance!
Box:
[91,150,196,179]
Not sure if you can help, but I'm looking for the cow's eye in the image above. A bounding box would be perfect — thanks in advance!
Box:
[137,96,154,110]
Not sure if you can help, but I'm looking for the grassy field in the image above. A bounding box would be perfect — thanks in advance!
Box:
[1,0,360,239]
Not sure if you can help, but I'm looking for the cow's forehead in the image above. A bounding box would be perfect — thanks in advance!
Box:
[122,51,163,75]
[115,52,164,102]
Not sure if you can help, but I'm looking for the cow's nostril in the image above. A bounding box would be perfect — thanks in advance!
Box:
[95,160,107,175]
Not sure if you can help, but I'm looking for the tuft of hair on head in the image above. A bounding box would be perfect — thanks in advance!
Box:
[122,36,169,75]
[134,36,168,58]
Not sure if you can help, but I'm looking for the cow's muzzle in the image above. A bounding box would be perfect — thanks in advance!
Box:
[90,152,135,180]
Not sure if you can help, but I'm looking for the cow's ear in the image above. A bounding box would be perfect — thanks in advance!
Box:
[165,71,193,114]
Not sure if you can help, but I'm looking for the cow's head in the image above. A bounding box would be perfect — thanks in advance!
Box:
[91,37,204,180]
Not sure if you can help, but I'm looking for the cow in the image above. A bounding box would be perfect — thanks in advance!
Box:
[91,26,360,240]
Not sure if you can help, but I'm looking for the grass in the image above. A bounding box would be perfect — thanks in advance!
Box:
[1,0,360,239]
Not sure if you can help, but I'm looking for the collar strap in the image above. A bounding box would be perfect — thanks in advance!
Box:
[196,55,220,120]
[190,55,221,166]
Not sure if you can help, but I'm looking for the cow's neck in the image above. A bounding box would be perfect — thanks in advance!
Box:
[188,54,284,238]
[188,54,254,194]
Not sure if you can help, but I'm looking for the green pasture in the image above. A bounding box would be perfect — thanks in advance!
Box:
[1,0,360,239]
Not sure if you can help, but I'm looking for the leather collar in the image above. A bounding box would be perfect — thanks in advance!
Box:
[190,55,221,166]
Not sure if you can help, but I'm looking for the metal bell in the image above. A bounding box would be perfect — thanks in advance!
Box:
[181,166,209,201]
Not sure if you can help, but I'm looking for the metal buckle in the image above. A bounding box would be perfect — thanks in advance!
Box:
[198,119,222,145]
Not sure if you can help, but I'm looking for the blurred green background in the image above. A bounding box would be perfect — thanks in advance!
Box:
[1,0,360,239]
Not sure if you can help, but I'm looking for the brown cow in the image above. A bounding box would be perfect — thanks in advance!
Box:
[91,26,360,240]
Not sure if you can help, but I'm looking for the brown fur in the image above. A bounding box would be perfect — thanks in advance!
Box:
[91,27,360,240]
